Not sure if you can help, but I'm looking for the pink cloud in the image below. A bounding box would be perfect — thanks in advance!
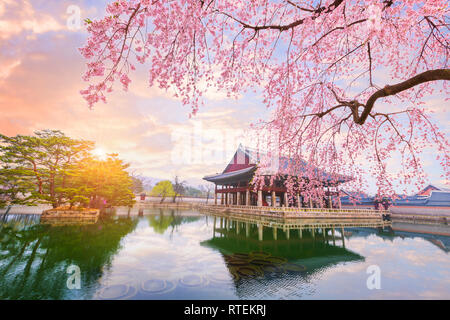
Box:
[0,0,65,40]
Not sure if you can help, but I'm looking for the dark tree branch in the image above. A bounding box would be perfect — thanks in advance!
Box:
[217,0,344,32]
[357,68,450,124]
[367,42,373,86]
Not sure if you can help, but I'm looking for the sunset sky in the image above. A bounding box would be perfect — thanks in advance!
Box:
[0,0,448,193]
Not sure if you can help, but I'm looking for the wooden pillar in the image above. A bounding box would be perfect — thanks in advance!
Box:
[309,197,313,208]
[297,193,301,208]
[225,191,228,205]
[257,190,263,207]
[338,190,342,209]
[341,227,345,248]
[284,193,288,207]
[332,227,335,246]
[236,221,240,234]
[246,222,250,237]
[237,191,241,205]
[258,224,263,241]
[246,190,250,206]
[327,187,331,209]
[271,191,276,207]
[328,194,332,209]
[214,189,217,205]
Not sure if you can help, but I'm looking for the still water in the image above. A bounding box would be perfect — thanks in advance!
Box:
[0,208,449,299]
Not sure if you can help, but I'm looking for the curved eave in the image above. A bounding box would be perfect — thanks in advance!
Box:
[204,165,352,186]
[203,166,256,184]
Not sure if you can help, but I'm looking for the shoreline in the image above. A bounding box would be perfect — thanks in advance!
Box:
[2,202,450,225]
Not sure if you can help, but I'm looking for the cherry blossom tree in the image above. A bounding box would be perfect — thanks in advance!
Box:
[80,0,449,201]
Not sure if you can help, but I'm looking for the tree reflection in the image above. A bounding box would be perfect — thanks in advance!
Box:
[0,215,138,299]
[147,209,201,235]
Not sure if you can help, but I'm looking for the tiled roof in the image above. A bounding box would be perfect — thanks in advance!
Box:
[203,144,353,184]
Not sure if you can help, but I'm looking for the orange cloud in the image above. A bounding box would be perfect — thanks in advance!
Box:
[0,1,260,185]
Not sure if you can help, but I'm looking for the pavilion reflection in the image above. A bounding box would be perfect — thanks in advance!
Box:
[200,213,385,299]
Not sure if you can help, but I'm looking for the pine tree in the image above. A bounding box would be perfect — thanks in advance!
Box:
[0,130,94,208]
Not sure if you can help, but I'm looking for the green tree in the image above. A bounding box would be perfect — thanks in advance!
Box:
[0,165,37,210]
[0,130,94,208]
[66,154,136,208]
[150,180,175,203]
[54,186,92,209]
[0,130,136,210]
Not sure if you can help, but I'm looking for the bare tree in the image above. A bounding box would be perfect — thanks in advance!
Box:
[172,176,186,203]
[199,184,213,204]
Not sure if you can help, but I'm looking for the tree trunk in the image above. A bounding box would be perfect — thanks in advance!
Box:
[1,205,12,222]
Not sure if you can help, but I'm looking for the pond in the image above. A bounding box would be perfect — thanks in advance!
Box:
[0,208,449,299]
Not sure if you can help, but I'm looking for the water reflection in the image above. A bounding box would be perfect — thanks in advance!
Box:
[148,209,202,234]
[341,225,450,253]
[0,209,449,299]
[0,214,137,299]
[201,214,371,299]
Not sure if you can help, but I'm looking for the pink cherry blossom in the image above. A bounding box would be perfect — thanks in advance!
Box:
[80,0,449,200]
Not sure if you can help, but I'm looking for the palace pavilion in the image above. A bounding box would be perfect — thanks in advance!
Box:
[203,145,352,208]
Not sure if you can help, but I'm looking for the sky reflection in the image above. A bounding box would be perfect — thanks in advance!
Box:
[1,209,449,299]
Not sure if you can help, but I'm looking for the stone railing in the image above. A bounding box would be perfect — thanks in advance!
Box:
[201,204,388,215]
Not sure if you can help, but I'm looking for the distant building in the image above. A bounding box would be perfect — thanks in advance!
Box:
[416,184,449,196]
[340,184,450,215]
[340,191,378,210]
[390,184,450,215]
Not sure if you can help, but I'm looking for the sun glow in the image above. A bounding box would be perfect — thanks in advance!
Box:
[92,147,107,160]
